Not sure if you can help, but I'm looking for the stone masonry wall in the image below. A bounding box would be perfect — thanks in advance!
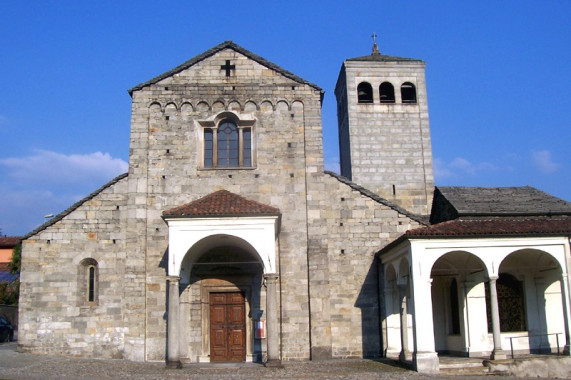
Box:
[19,176,128,359]
[338,61,434,215]
[127,48,323,361]
[307,172,423,359]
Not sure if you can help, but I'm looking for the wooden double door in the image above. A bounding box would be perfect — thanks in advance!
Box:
[209,292,246,362]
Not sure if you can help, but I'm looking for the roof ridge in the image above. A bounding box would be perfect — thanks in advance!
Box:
[324,171,428,225]
[129,41,323,95]
[22,173,129,240]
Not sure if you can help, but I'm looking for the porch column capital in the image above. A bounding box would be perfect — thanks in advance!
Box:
[264,273,279,283]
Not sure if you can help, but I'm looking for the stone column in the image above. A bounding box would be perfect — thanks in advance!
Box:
[264,273,282,367]
[383,287,393,356]
[560,274,571,355]
[460,280,469,351]
[167,276,182,368]
[488,276,506,359]
[410,276,439,374]
[398,283,409,361]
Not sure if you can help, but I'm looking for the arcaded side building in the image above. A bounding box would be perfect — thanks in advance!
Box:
[18,41,571,373]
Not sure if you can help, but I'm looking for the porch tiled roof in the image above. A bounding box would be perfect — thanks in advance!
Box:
[405,217,571,238]
[162,190,281,218]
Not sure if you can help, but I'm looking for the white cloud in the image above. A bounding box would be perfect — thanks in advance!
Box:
[531,150,559,174]
[435,156,499,180]
[0,150,127,235]
[0,149,128,186]
[433,158,454,179]
[0,187,73,236]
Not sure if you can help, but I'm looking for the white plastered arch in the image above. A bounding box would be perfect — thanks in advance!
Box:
[164,216,279,277]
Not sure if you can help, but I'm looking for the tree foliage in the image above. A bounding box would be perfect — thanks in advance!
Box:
[0,280,19,305]
[0,243,21,305]
[8,243,21,274]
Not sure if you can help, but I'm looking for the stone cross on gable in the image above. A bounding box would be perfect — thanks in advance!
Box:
[220,60,236,77]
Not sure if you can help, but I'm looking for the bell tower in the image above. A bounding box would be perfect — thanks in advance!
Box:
[335,36,434,215]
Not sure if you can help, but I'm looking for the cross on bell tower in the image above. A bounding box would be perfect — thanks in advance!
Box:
[220,60,236,77]
[371,32,380,56]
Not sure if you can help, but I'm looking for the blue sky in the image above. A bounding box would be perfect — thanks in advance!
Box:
[1,1,570,236]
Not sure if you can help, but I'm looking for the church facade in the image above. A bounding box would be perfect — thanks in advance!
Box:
[18,41,571,373]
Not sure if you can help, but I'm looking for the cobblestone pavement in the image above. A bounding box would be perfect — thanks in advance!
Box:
[0,342,541,380]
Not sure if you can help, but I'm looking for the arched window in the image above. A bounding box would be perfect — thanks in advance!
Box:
[217,121,239,167]
[401,82,417,104]
[203,119,252,168]
[485,273,527,332]
[379,82,395,103]
[88,265,96,303]
[79,258,98,306]
[357,82,373,103]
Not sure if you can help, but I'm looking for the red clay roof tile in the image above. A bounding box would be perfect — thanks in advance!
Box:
[405,218,571,238]
[163,190,281,218]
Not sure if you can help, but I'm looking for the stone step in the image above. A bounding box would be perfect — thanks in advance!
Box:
[440,366,490,376]
[440,360,485,369]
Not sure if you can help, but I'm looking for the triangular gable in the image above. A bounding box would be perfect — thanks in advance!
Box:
[128,41,323,96]
[162,190,281,218]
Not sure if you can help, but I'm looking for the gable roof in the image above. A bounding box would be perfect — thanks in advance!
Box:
[22,173,128,240]
[0,237,20,248]
[435,186,570,217]
[325,171,428,225]
[162,190,281,219]
[128,40,323,96]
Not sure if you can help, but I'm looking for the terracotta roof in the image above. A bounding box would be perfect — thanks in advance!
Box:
[405,217,571,238]
[128,40,323,96]
[0,237,20,248]
[163,190,281,218]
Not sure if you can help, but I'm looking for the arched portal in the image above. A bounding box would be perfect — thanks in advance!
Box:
[177,234,265,363]
[494,249,565,355]
[162,191,282,367]
[430,251,488,357]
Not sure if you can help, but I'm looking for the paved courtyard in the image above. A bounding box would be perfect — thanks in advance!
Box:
[0,342,546,380]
